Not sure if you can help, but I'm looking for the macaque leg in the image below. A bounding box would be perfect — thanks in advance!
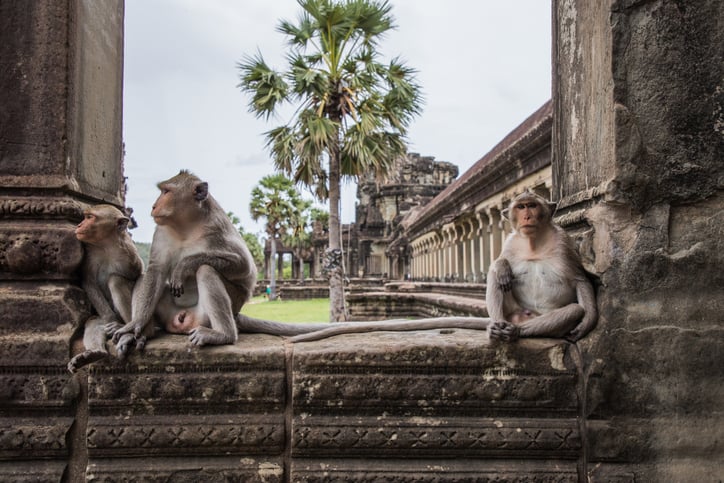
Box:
[68,317,108,373]
[509,309,540,324]
[515,304,584,339]
[188,265,238,346]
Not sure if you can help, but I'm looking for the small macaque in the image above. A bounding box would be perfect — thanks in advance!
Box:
[485,191,597,342]
[68,204,146,372]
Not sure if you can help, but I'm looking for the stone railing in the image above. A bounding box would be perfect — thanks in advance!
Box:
[347,281,487,320]
[65,332,582,481]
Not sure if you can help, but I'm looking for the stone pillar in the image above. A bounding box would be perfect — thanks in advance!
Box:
[0,1,125,480]
[488,208,503,263]
[553,0,723,480]
[477,211,491,275]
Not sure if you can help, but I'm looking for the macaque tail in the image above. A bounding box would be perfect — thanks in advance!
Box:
[289,316,491,343]
[235,313,331,336]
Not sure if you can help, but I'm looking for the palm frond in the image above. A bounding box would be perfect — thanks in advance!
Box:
[237,52,289,119]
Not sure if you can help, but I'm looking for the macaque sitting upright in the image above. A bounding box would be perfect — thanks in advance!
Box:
[485,190,597,342]
[68,204,148,372]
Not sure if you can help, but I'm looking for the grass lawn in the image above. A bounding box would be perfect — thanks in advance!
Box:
[240,296,330,323]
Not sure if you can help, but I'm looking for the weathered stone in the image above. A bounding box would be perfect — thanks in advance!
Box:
[553,0,724,480]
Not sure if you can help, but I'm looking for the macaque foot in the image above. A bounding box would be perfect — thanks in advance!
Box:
[488,321,520,342]
[114,333,137,358]
[67,350,107,373]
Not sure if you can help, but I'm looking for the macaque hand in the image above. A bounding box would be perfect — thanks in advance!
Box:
[188,327,212,347]
[568,314,596,342]
[488,320,520,342]
[112,320,144,343]
[169,263,191,298]
[495,258,514,292]
[104,318,124,336]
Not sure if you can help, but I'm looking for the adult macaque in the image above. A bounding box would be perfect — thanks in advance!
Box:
[485,191,597,342]
[112,171,332,347]
[68,204,146,372]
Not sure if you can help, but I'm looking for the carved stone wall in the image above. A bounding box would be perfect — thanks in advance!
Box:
[553,0,724,480]
[0,1,125,481]
[75,332,582,482]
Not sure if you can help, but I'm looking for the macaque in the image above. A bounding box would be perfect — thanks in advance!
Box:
[112,170,327,347]
[68,204,146,372]
[485,191,597,342]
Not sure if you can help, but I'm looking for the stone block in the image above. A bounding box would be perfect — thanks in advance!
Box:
[291,330,580,478]
[85,334,287,480]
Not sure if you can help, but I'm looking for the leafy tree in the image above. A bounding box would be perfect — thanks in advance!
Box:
[227,212,265,275]
[282,197,313,282]
[249,174,307,300]
[238,0,422,321]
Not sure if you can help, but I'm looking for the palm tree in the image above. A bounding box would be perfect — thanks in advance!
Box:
[238,0,422,321]
[249,174,307,301]
[282,198,313,282]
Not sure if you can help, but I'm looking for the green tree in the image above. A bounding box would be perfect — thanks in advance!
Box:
[249,174,307,300]
[227,212,265,275]
[282,197,313,282]
[238,0,422,321]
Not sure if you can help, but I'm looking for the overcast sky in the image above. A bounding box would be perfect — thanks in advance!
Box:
[123,0,552,243]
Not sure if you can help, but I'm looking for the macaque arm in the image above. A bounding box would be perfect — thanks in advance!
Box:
[113,268,165,340]
[82,279,117,321]
[107,274,134,324]
[169,252,244,296]
[517,304,584,338]
[568,278,598,341]
[486,260,516,323]
[490,257,513,292]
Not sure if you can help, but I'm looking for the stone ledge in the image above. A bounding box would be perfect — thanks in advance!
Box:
[75,330,579,480]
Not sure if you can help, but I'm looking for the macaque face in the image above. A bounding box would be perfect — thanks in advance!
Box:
[151,184,174,225]
[75,211,98,242]
[76,205,127,245]
[511,196,550,236]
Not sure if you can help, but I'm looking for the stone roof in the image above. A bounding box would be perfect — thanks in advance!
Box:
[404,100,552,238]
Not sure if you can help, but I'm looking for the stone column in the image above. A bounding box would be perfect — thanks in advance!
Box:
[487,208,503,263]
[476,211,491,275]
[553,0,723,480]
[0,1,125,480]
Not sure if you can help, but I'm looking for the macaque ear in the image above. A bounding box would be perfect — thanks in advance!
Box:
[547,201,558,216]
[194,182,209,202]
[501,207,511,220]
[116,216,130,232]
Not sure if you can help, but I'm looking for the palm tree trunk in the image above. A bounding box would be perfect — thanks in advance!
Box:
[270,235,277,301]
[298,245,305,283]
[327,127,347,322]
